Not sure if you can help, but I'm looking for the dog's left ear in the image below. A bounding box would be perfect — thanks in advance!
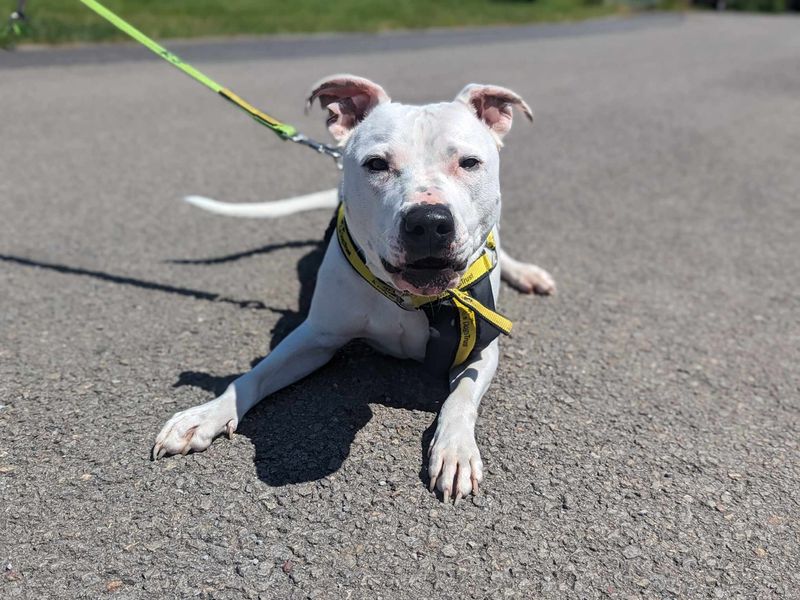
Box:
[455,84,533,143]
[306,74,390,144]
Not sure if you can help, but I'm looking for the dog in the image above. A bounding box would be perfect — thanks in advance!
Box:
[153,75,555,501]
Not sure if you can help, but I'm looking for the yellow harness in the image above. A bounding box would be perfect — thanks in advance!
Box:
[335,204,512,369]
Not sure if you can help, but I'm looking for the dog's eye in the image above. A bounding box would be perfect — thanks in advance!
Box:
[459,157,481,170]
[364,157,390,172]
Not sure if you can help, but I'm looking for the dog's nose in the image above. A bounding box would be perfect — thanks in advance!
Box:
[401,204,456,256]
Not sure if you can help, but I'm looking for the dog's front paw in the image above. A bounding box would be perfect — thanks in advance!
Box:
[505,262,556,295]
[427,423,483,502]
[152,397,236,460]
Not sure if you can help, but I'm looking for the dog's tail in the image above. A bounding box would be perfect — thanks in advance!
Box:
[183,188,338,219]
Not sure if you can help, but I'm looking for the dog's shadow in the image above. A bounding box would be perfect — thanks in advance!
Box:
[0,227,447,487]
[173,228,448,487]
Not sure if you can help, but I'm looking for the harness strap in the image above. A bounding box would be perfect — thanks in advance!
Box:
[451,301,478,367]
[335,206,409,308]
[336,203,513,338]
[447,288,513,335]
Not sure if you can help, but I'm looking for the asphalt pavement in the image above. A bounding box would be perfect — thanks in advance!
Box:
[1,12,799,600]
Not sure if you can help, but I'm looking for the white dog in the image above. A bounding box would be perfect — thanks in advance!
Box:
[154,75,555,501]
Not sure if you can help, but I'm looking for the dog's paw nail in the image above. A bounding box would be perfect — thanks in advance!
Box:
[225,419,236,439]
[535,282,556,295]
[156,447,167,460]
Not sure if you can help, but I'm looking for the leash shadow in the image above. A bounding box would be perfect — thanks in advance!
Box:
[170,215,334,350]
[166,239,319,266]
[0,253,276,311]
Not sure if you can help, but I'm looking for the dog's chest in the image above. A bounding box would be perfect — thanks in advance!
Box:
[361,300,429,361]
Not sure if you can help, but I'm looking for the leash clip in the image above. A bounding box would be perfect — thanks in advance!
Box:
[289,133,343,170]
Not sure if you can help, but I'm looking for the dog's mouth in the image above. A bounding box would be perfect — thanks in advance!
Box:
[381,256,466,295]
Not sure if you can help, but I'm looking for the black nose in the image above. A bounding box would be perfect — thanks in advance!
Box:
[401,204,456,258]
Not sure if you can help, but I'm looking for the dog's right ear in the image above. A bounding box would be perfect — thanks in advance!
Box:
[306,74,390,144]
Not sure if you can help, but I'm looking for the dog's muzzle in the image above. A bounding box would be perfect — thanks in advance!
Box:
[386,204,464,292]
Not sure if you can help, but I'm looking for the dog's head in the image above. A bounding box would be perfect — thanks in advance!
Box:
[308,74,532,295]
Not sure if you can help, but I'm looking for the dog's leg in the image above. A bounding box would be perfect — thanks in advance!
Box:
[427,339,500,502]
[152,320,347,459]
[498,246,556,295]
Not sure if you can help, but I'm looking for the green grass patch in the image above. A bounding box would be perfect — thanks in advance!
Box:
[4,0,631,46]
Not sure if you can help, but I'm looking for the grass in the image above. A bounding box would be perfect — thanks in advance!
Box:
[3,0,633,46]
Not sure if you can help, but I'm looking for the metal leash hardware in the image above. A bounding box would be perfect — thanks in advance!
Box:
[288,133,343,169]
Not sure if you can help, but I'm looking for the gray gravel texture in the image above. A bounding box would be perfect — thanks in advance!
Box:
[1,12,799,600]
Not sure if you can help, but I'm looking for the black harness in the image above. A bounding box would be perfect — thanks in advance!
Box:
[420,266,503,375]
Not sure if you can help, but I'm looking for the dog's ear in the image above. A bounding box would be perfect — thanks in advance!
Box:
[455,84,533,144]
[306,74,390,144]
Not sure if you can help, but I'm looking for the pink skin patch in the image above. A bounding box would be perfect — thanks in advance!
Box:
[408,188,446,206]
